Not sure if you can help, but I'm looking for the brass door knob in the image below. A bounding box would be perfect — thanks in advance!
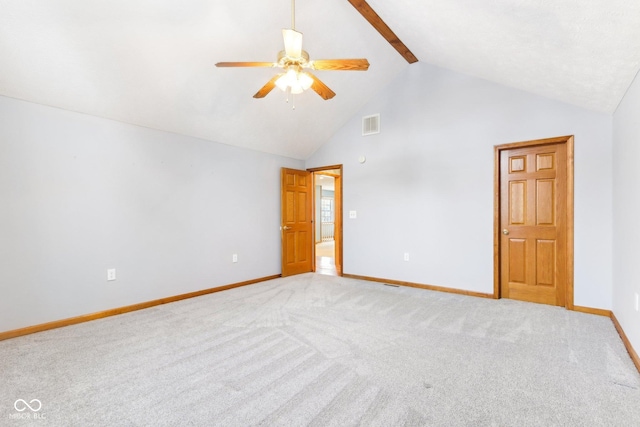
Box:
[502,229,509,235]
[283,226,292,230]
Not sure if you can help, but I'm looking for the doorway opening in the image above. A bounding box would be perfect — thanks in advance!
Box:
[309,166,343,276]
[315,173,336,275]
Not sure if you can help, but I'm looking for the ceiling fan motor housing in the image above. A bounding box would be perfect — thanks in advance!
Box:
[278,50,310,68]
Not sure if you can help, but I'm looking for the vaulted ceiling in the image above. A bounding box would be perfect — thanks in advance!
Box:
[1,1,639,160]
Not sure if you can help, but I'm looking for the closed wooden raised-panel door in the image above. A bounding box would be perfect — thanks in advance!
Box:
[500,143,567,306]
[281,168,313,277]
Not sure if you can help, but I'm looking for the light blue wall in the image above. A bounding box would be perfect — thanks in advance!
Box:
[613,70,640,354]
[0,96,303,332]
[307,63,613,309]
[0,62,627,336]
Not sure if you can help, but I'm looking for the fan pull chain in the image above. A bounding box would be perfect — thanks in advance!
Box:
[284,87,296,109]
[291,0,295,30]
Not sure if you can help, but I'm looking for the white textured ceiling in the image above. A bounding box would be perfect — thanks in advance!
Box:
[1,1,639,160]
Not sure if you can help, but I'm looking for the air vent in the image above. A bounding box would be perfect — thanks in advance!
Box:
[362,114,380,136]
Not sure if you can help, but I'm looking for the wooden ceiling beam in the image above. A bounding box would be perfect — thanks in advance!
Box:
[348,0,418,64]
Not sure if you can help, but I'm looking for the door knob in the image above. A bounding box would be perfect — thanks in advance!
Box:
[283,226,292,230]
[502,229,509,235]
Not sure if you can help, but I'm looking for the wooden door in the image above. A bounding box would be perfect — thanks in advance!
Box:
[499,141,570,306]
[333,174,343,275]
[281,168,313,276]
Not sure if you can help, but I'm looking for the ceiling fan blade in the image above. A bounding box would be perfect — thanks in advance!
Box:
[306,72,336,100]
[253,74,283,98]
[347,0,418,64]
[216,62,276,68]
[282,29,303,58]
[310,59,370,71]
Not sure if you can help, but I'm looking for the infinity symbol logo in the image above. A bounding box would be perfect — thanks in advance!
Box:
[14,399,42,412]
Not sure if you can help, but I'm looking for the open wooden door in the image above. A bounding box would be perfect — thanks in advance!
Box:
[333,173,343,275]
[281,168,313,277]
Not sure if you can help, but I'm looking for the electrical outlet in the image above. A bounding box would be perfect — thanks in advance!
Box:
[107,268,116,281]
[349,210,357,219]
[232,254,238,263]
[635,293,639,312]
[404,253,410,262]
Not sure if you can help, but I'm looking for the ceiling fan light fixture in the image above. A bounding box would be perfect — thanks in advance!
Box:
[275,68,313,94]
[216,0,366,102]
[275,73,290,91]
[298,72,313,90]
[276,69,298,92]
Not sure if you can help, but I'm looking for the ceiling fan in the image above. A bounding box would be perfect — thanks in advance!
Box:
[215,0,369,101]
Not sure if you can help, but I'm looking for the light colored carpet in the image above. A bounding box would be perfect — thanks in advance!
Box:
[1,274,639,426]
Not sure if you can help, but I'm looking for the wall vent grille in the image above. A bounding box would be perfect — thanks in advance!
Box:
[362,114,380,136]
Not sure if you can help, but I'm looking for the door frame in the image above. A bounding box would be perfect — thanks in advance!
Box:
[308,164,343,276]
[493,135,574,308]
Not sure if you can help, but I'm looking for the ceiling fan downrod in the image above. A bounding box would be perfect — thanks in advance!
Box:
[291,0,295,30]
